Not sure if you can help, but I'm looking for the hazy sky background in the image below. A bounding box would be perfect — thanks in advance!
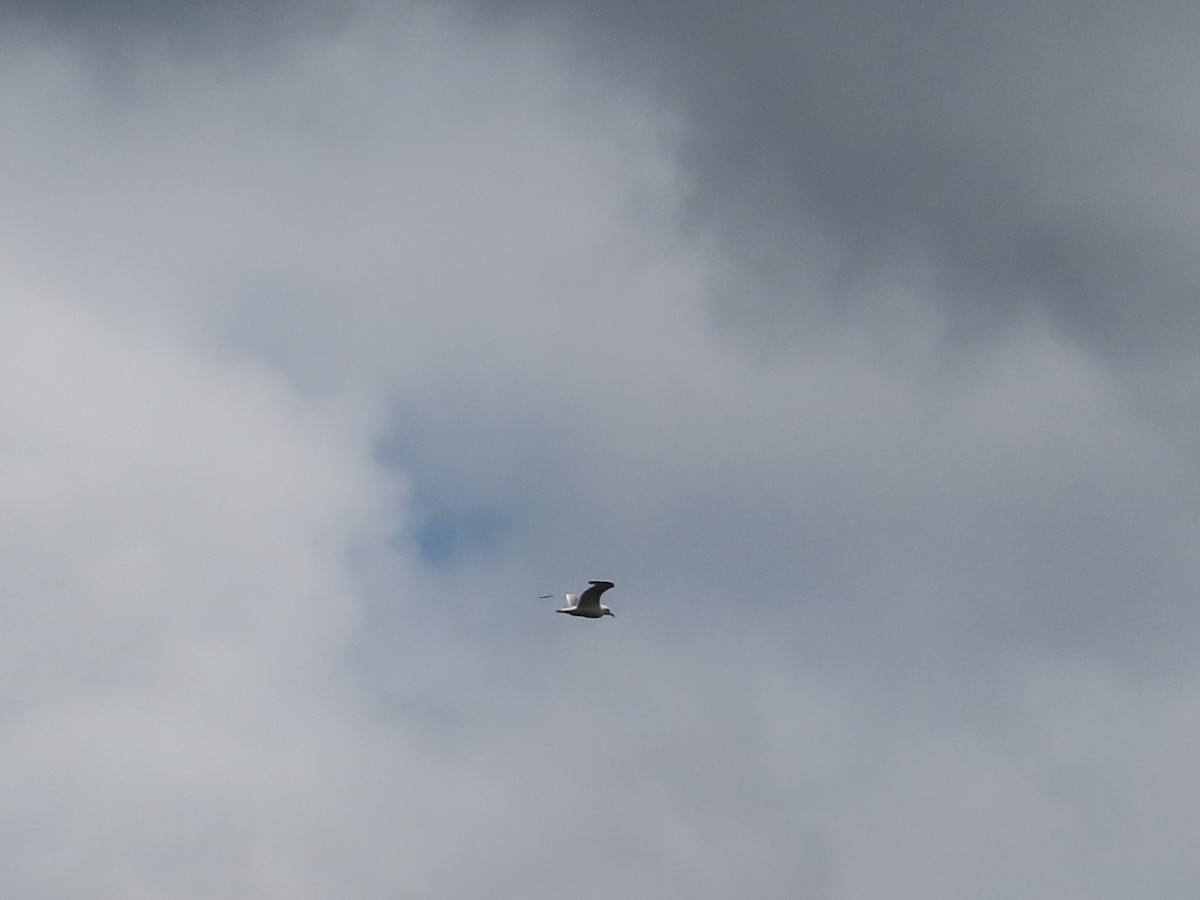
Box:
[2,2,1199,897]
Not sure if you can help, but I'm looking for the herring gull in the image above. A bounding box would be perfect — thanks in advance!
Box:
[544,581,616,618]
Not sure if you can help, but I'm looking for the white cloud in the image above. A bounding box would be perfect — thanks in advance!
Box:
[0,294,414,897]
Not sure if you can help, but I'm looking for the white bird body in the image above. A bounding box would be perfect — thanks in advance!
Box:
[554,581,616,618]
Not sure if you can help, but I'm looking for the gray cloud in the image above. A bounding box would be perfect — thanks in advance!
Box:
[470,0,1200,357]
[1,2,1199,897]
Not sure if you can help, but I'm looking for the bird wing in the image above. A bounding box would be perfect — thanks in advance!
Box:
[575,581,614,611]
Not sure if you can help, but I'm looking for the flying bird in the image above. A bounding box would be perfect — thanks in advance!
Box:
[550,581,616,618]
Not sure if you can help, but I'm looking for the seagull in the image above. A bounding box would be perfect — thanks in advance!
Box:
[549,581,616,618]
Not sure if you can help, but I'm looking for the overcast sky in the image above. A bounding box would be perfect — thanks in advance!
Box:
[2,2,1199,897]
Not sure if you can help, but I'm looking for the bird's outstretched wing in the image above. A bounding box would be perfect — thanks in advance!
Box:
[575,581,614,612]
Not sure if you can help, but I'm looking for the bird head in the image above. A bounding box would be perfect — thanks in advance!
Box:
[603,608,616,618]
